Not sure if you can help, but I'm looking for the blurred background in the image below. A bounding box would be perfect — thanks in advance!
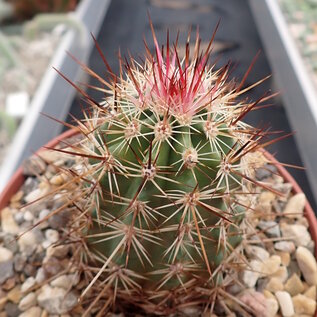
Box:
[0,0,316,210]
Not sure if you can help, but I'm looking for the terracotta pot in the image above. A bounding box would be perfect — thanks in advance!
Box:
[0,128,77,210]
[0,129,316,315]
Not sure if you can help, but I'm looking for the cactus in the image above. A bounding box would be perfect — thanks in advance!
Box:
[43,24,280,316]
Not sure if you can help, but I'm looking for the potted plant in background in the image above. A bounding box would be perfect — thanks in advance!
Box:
[0,22,316,317]
[0,0,111,192]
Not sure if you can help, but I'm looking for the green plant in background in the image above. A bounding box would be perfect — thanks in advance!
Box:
[42,24,280,316]
[0,110,16,138]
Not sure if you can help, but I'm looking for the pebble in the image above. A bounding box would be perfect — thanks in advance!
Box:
[304,286,316,300]
[261,255,281,275]
[38,209,50,221]
[274,241,296,253]
[1,208,20,234]
[284,273,305,296]
[281,224,311,247]
[0,247,14,284]
[50,174,67,186]
[23,156,46,176]
[21,277,35,293]
[276,251,291,266]
[21,177,38,195]
[4,302,20,317]
[265,277,284,292]
[292,293,316,315]
[272,266,288,283]
[23,211,34,222]
[17,231,40,256]
[296,246,317,285]
[264,296,279,317]
[238,290,267,316]
[257,220,280,237]
[241,260,262,288]
[288,260,302,277]
[18,292,36,311]
[13,255,27,272]
[14,212,24,225]
[18,306,42,317]
[245,245,270,261]
[50,275,72,289]
[37,285,77,314]
[275,291,295,317]
[46,245,69,259]
[7,287,21,304]
[255,164,277,180]
[297,216,310,228]
[3,235,18,254]
[283,193,306,217]
[35,268,46,284]
[2,277,16,291]
[24,189,45,204]
[23,264,36,278]
[44,230,59,244]
[42,257,63,276]
[48,211,69,230]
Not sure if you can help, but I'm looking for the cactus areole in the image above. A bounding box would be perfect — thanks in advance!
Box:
[49,22,282,315]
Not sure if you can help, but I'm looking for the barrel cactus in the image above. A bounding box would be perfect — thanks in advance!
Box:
[46,24,278,316]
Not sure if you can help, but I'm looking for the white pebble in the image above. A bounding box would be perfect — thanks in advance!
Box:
[21,277,36,293]
[241,260,262,288]
[261,255,281,275]
[23,211,34,222]
[35,268,46,284]
[296,246,317,285]
[283,193,306,217]
[281,223,311,247]
[292,293,316,315]
[39,209,50,220]
[264,296,279,317]
[51,275,72,289]
[246,246,270,261]
[18,306,42,317]
[18,292,37,311]
[275,291,294,317]
[45,229,59,243]
[18,231,37,255]
[274,241,296,253]
[0,246,13,262]
[41,240,52,249]
[1,208,20,234]
[24,188,44,203]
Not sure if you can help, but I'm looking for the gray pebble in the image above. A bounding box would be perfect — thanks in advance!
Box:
[3,234,18,254]
[5,302,21,317]
[37,285,77,314]
[255,164,277,180]
[21,177,39,196]
[258,220,281,238]
[0,246,14,284]
[14,254,27,272]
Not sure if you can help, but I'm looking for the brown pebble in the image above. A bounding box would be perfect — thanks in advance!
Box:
[284,273,305,296]
[40,310,48,317]
[7,286,21,304]
[2,277,16,291]
[276,251,291,267]
[10,191,24,203]
[0,297,8,310]
[304,286,316,300]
